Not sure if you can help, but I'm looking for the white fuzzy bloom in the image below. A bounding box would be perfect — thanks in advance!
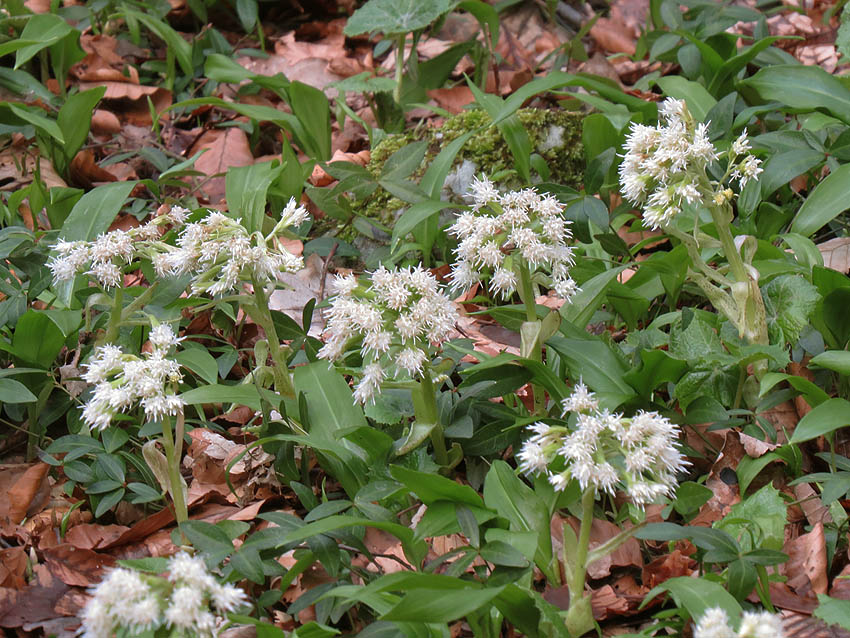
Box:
[694,607,784,638]
[448,182,577,303]
[619,98,760,230]
[518,383,688,504]
[153,207,306,296]
[319,266,458,404]
[81,329,184,431]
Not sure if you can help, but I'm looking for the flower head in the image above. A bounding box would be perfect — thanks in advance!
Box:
[517,383,689,506]
[81,325,184,431]
[694,607,784,638]
[448,179,578,302]
[318,265,458,404]
[618,98,762,229]
[152,198,308,296]
[80,552,248,638]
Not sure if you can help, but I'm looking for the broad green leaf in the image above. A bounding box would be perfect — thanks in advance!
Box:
[791,163,850,237]
[225,161,281,234]
[288,81,331,160]
[655,76,716,121]
[180,384,261,410]
[737,453,783,496]
[293,361,367,441]
[56,87,106,171]
[391,200,451,252]
[810,350,850,376]
[790,397,850,443]
[643,576,741,621]
[483,461,555,581]
[673,482,713,517]
[762,275,821,345]
[420,130,476,198]
[715,484,787,551]
[180,521,234,561]
[344,0,451,35]
[669,315,721,363]
[758,372,829,407]
[60,181,136,241]
[122,9,193,76]
[14,14,73,68]
[742,65,850,126]
[175,348,219,385]
[814,594,850,630]
[382,587,505,622]
[390,466,482,508]
[11,310,65,369]
[6,103,64,143]
[560,266,625,328]
[758,149,824,200]
[0,379,37,403]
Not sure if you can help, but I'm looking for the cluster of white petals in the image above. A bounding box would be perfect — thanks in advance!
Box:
[618,98,763,229]
[81,325,184,431]
[47,207,187,288]
[153,198,308,296]
[80,552,248,638]
[448,177,578,301]
[694,607,784,638]
[517,382,688,505]
[318,265,458,404]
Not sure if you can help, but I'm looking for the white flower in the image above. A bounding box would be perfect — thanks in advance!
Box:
[693,607,784,638]
[561,382,598,414]
[448,182,578,303]
[319,266,458,404]
[695,608,736,638]
[149,324,183,350]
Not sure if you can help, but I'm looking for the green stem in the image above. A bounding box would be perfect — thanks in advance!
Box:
[101,287,124,345]
[250,277,295,398]
[393,34,406,105]
[517,260,546,414]
[419,369,448,467]
[710,204,748,285]
[565,488,597,637]
[161,413,188,524]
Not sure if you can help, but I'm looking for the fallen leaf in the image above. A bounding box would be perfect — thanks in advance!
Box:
[0,564,70,629]
[427,87,476,114]
[641,550,696,589]
[556,516,643,580]
[818,237,850,274]
[590,17,637,55]
[0,548,27,589]
[783,522,828,597]
[43,544,116,587]
[70,150,118,188]
[191,127,255,204]
[63,523,131,550]
[6,463,51,525]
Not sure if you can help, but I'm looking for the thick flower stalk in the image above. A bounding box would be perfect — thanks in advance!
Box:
[695,607,784,638]
[619,98,769,362]
[448,177,578,305]
[517,382,688,637]
[152,198,307,297]
[82,323,189,522]
[80,551,248,638]
[318,265,458,465]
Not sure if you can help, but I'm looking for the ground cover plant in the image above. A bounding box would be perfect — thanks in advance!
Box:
[3,0,850,637]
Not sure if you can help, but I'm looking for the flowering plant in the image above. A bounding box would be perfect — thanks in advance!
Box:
[694,607,785,638]
[80,552,248,638]
[318,265,459,465]
[517,382,688,636]
[619,98,769,357]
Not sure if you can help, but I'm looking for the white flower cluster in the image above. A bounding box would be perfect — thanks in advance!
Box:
[517,382,688,504]
[47,207,188,288]
[81,324,184,431]
[448,177,578,301]
[618,98,763,229]
[318,265,458,404]
[80,551,248,638]
[694,607,784,638]
[152,198,309,296]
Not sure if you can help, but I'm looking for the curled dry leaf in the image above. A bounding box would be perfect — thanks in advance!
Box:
[42,544,116,588]
[63,523,131,551]
[641,550,696,589]
[0,547,27,589]
[783,521,829,597]
[191,127,255,204]
[555,515,643,580]
[5,463,51,525]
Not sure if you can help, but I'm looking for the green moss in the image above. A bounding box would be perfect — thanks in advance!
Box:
[317,108,586,243]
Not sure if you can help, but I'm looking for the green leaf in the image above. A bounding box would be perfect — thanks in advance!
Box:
[810,350,850,376]
[654,76,716,121]
[758,149,824,200]
[122,9,193,77]
[180,521,234,561]
[790,397,850,443]
[94,488,125,517]
[180,384,261,410]
[225,161,281,234]
[11,310,65,369]
[762,275,821,345]
[560,267,625,329]
[56,87,106,169]
[390,466,482,508]
[391,200,452,252]
[726,558,757,600]
[344,0,451,35]
[759,372,829,407]
[288,81,332,161]
[60,181,136,241]
[715,484,787,551]
[643,576,742,621]
[742,65,850,126]
[483,461,555,581]
[673,481,713,517]
[382,587,505,622]
[14,14,73,68]
[175,348,219,385]
[790,162,850,236]
[814,594,850,630]
[0,378,37,403]
[293,361,367,442]
[547,331,635,406]
[5,103,64,143]
[669,315,721,363]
